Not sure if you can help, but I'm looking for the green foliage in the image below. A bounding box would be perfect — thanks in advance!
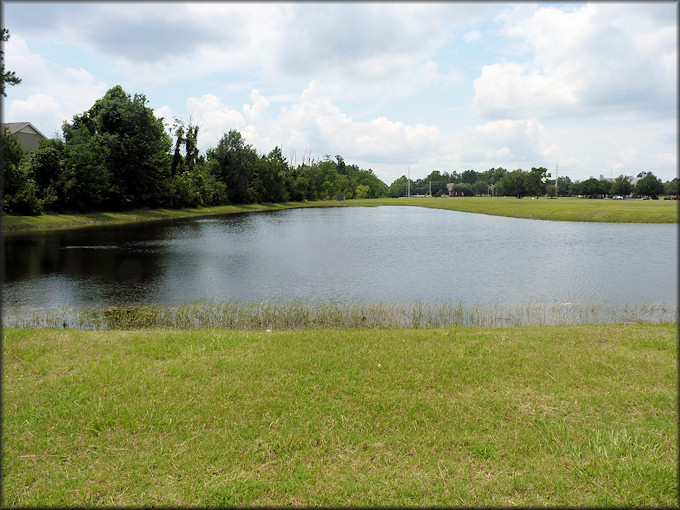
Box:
[635,173,665,197]
[499,169,528,198]
[63,85,174,209]
[664,178,678,195]
[388,175,409,197]
[2,128,42,214]
[611,175,633,196]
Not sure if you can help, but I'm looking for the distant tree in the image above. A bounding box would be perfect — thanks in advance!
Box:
[665,178,678,195]
[569,180,581,196]
[259,146,289,202]
[610,175,632,196]
[450,182,472,196]
[460,169,478,185]
[545,183,557,198]
[480,167,507,185]
[388,175,409,197]
[556,175,572,196]
[354,184,370,199]
[499,169,527,198]
[635,173,665,197]
[471,180,489,196]
[579,177,601,197]
[210,129,259,203]
[599,179,612,196]
[1,29,21,96]
[525,167,550,196]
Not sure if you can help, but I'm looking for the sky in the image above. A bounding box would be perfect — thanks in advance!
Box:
[2,1,677,185]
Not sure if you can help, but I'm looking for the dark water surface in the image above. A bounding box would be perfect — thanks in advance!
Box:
[3,206,677,314]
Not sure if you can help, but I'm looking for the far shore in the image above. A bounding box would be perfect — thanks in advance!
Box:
[2,196,677,234]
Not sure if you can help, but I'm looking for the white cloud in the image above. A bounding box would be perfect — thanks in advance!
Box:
[464,30,482,43]
[186,94,246,150]
[474,3,677,119]
[3,34,108,135]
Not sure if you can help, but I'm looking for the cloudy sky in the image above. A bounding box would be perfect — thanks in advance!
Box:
[3,1,677,185]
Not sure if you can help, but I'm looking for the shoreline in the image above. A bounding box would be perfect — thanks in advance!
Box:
[2,196,677,234]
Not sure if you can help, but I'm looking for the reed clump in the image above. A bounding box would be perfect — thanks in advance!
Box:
[3,300,675,330]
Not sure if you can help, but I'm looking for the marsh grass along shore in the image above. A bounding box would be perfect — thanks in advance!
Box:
[3,323,677,506]
[2,196,677,233]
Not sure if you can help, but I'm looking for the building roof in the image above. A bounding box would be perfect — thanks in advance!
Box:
[2,122,48,139]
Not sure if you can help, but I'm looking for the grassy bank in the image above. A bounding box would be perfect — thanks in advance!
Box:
[3,196,677,233]
[1,200,340,234]
[347,196,679,223]
[3,323,676,506]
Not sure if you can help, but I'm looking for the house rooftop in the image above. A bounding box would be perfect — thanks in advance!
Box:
[2,122,48,139]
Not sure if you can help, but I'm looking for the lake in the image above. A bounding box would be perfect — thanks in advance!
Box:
[2,206,677,324]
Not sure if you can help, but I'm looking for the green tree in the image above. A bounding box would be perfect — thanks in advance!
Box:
[258,147,289,203]
[578,177,601,197]
[1,29,21,96]
[635,173,665,197]
[610,175,632,196]
[471,180,489,196]
[61,123,112,211]
[525,167,550,196]
[556,175,572,196]
[664,178,678,195]
[388,175,408,197]
[209,130,260,203]
[545,183,557,198]
[354,184,370,199]
[499,169,527,198]
[63,85,174,209]
[29,138,68,211]
[1,128,41,214]
[460,169,478,185]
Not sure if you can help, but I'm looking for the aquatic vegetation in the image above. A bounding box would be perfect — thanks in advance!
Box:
[3,299,675,330]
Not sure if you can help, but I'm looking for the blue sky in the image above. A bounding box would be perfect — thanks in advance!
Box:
[3,1,677,185]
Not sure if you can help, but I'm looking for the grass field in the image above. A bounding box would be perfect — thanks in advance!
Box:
[2,196,677,233]
[346,196,679,223]
[3,323,677,506]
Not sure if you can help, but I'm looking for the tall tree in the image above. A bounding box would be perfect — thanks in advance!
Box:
[209,130,259,203]
[1,29,21,96]
[610,175,632,196]
[63,85,174,209]
[635,173,665,197]
[500,169,527,198]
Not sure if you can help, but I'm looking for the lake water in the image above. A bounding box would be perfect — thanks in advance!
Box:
[2,206,677,320]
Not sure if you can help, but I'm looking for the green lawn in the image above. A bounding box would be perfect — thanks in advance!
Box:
[3,324,677,506]
[346,196,679,223]
[2,196,677,233]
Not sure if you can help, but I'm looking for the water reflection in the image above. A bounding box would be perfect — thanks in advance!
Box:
[3,207,677,314]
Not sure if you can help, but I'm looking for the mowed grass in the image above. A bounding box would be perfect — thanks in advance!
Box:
[346,196,679,223]
[2,196,677,233]
[3,323,677,506]
[0,201,332,234]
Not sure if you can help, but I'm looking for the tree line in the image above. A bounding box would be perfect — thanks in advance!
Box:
[387,167,677,199]
[2,86,389,215]
[3,84,678,215]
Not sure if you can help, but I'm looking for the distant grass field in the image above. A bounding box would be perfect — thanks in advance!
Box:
[3,324,676,506]
[346,196,679,223]
[2,196,677,233]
